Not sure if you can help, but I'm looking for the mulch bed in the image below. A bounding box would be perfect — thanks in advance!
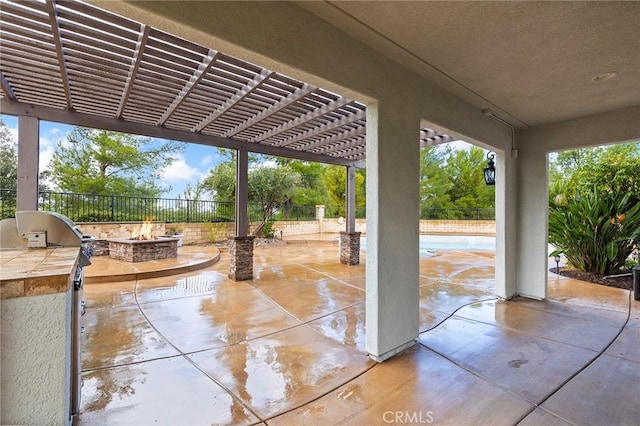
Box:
[552,267,634,290]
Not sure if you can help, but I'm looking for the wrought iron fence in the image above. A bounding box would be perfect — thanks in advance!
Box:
[1,189,237,223]
[0,189,494,222]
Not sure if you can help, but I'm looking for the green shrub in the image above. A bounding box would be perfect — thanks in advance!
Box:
[204,222,228,243]
[549,188,640,274]
[262,221,275,238]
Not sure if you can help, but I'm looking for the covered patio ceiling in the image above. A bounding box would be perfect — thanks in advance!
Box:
[0,0,453,167]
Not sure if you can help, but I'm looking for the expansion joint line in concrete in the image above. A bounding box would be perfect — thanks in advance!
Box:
[512,291,633,425]
[130,278,265,423]
[417,293,633,426]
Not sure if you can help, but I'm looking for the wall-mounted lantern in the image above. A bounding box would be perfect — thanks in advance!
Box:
[483,152,496,186]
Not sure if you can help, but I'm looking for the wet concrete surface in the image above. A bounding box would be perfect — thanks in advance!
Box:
[79,241,638,425]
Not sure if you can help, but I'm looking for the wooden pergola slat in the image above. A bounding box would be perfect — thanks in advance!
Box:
[117,24,150,118]
[222,83,316,138]
[0,0,457,165]
[157,49,220,126]
[45,0,74,110]
[0,71,17,101]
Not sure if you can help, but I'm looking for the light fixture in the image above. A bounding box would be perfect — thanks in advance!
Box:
[483,152,496,186]
[591,71,618,82]
[554,254,561,272]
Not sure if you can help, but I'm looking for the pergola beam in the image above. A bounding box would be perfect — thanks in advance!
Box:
[2,100,364,168]
[251,97,350,143]
[117,24,150,118]
[281,110,366,149]
[330,144,366,158]
[45,0,73,110]
[193,69,273,132]
[0,71,17,101]
[420,134,454,147]
[311,129,366,154]
[157,49,220,126]
[222,83,316,138]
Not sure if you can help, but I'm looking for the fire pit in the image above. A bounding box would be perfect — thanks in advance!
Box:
[107,238,178,262]
[107,221,178,262]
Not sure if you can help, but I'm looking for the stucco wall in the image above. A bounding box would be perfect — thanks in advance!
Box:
[1,291,72,425]
[419,220,495,235]
[77,219,494,247]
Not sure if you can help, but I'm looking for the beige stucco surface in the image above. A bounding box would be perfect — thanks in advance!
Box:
[1,290,72,425]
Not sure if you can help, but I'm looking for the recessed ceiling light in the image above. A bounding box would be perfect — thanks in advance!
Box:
[591,71,618,82]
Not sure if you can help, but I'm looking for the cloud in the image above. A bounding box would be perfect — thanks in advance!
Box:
[39,127,72,172]
[39,136,55,170]
[200,155,213,168]
[249,158,278,170]
[161,153,201,182]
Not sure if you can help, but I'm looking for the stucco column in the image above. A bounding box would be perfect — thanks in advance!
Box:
[17,115,39,211]
[516,143,548,299]
[365,102,420,362]
[494,150,518,299]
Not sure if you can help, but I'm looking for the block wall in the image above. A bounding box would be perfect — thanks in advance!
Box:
[77,219,495,245]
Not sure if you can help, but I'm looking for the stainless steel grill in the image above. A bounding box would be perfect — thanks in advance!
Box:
[2,211,94,419]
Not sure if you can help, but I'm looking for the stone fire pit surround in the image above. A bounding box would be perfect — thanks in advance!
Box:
[107,238,178,263]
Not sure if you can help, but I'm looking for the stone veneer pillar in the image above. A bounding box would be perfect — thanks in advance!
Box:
[228,236,255,281]
[340,232,361,265]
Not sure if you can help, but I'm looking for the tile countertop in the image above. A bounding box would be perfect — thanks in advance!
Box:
[0,247,80,299]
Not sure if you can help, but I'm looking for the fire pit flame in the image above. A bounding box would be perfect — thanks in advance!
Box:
[131,220,155,240]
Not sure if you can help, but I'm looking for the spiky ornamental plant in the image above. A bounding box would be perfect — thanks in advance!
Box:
[549,187,640,275]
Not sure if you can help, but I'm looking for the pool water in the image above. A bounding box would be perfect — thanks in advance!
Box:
[361,235,495,257]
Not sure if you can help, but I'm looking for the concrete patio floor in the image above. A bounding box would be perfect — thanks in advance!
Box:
[79,239,638,425]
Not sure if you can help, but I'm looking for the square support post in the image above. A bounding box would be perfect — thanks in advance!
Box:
[340,231,361,265]
[340,165,360,265]
[516,144,548,299]
[235,147,249,237]
[228,236,255,281]
[365,102,420,362]
[229,147,254,281]
[494,150,518,299]
[345,165,356,233]
[17,115,39,211]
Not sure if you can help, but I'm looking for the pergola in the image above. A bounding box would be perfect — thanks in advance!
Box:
[0,0,454,270]
[0,0,452,163]
[2,0,639,365]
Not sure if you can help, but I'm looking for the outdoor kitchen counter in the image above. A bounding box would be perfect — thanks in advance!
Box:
[1,246,81,425]
[0,247,80,299]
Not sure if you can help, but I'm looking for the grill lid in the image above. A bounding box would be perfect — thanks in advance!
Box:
[15,211,86,247]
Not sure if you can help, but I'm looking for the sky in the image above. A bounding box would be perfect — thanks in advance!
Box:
[2,114,474,199]
[1,114,228,198]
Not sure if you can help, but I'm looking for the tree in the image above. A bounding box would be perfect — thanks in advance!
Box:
[202,161,235,201]
[549,142,640,275]
[47,127,184,197]
[276,158,328,207]
[249,164,301,228]
[0,119,17,190]
[201,159,302,235]
[322,165,365,217]
[550,142,640,204]
[444,146,495,211]
[419,145,453,218]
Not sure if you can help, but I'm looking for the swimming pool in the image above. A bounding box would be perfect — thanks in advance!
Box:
[361,234,495,256]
